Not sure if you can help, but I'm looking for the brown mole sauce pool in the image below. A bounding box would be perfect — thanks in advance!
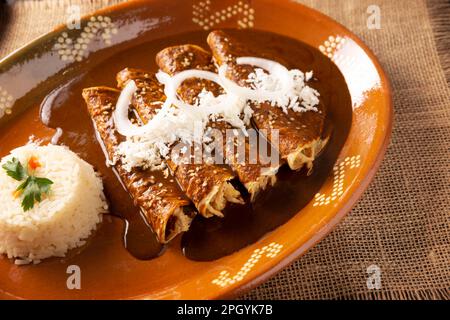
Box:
[36,29,351,261]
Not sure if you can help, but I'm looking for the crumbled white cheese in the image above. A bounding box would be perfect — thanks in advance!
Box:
[114,62,320,171]
[246,68,320,113]
[116,105,203,171]
[115,84,252,171]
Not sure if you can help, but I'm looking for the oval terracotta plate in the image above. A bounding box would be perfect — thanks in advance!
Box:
[0,0,392,299]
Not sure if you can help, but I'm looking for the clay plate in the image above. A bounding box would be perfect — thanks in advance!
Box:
[0,0,392,299]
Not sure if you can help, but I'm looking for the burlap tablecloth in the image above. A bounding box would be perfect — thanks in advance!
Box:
[0,0,449,300]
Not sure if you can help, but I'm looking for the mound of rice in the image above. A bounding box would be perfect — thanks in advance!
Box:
[0,144,107,265]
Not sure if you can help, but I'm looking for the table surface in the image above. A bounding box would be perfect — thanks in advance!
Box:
[0,0,449,300]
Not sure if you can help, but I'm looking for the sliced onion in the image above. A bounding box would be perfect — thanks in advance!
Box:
[158,69,241,116]
[113,80,141,136]
[113,80,173,137]
[239,56,294,92]
[218,56,293,101]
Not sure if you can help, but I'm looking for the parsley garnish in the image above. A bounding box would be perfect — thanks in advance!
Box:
[2,157,53,211]
[2,157,26,181]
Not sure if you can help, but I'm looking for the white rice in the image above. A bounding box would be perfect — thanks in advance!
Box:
[0,144,107,264]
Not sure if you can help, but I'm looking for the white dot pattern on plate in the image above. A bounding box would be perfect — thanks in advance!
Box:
[212,242,283,287]
[0,86,14,118]
[192,0,255,30]
[313,155,361,207]
[319,35,346,60]
[53,15,117,62]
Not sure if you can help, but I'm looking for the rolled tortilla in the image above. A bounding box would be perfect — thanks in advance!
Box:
[116,69,243,217]
[207,31,329,172]
[82,86,195,243]
[154,45,279,201]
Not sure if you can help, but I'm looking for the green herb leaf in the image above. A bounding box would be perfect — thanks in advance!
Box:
[21,178,36,212]
[3,157,53,211]
[20,176,53,211]
[2,157,27,181]
[16,176,31,192]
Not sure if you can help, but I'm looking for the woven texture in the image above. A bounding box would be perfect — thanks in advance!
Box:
[0,0,449,300]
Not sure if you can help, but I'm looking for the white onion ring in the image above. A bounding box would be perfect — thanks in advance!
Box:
[113,80,141,136]
[113,80,173,137]
[218,56,293,101]
[157,69,241,114]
